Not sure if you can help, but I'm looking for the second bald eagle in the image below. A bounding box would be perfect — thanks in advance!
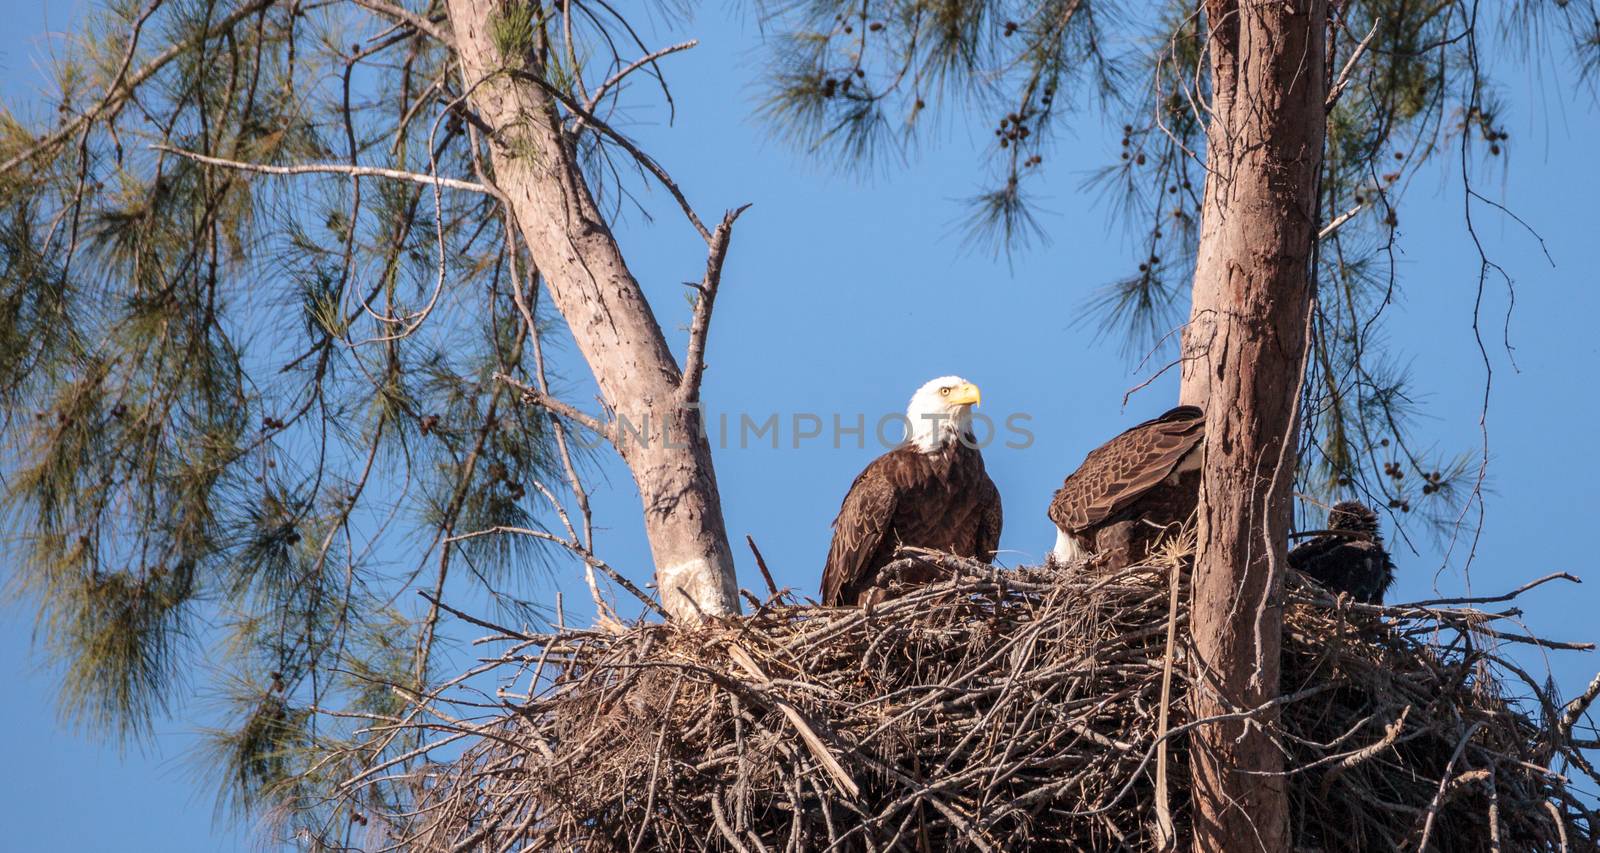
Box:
[821,377,1003,606]
[1048,405,1205,568]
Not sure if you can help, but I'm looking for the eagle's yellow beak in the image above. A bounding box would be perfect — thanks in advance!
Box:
[947,382,981,407]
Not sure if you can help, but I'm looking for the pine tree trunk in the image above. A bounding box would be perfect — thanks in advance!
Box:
[445,0,739,620]
[1179,1,1327,850]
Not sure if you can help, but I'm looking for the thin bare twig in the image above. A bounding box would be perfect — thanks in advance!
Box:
[1317,201,1368,241]
[1152,559,1181,851]
[1415,721,1486,849]
[726,642,861,799]
[419,590,535,641]
[509,68,712,243]
[152,144,490,193]
[1559,670,1600,740]
[1396,572,1581,608]
[680,205,752,403]
[353,0,451,44]
[448,524,665,618]
[747,535,779,598]
[1326,19,1381,111]
[581,40,699,118]
[494,372,613,441]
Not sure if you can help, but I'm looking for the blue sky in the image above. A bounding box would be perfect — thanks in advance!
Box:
[2,2,1598,850]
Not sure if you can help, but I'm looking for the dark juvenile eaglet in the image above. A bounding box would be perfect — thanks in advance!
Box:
[1047,405,1204,569]
[822,377,1002,607]
[1289,500,1396,604]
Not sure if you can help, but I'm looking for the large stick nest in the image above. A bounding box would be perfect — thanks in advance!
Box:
[393,551,1599,851]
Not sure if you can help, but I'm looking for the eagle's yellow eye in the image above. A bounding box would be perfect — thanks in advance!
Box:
[939,386,951,396]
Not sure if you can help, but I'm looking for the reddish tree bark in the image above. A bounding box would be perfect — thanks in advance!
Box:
[445,0,740,620]
[1179,1,1328,850]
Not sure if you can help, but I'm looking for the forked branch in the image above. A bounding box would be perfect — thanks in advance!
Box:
[494,372,612,443]
[353,0,451,45]
[681,205,752,403]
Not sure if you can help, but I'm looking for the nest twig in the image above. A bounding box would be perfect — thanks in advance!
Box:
[357,550,1599,851]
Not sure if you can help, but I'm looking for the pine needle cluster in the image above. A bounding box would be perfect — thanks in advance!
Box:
[757,0,1600,545]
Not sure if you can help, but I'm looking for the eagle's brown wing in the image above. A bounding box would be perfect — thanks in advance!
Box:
[821,451,903,606]
[974,472,1003,562]
[1047,406,1204,534]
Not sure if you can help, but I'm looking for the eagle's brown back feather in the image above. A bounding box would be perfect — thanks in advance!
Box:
[1047,406,1205,538]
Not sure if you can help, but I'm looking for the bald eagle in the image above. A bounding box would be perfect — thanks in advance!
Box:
[1289,500,1396,604]
[821,376,1003,607]
[1047,405,1205,568]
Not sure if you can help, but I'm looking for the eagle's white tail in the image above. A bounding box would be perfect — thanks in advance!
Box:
[1051,528,1091,565]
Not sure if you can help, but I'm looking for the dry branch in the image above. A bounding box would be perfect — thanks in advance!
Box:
[151,145,491,194]
[680,205,751,404]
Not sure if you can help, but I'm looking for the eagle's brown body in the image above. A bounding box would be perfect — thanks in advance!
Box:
[1048,405,1205,568]
[1289,501,1396,604]
[821,440,1002,606]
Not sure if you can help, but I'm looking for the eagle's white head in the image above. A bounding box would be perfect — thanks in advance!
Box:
[906,375,982,452]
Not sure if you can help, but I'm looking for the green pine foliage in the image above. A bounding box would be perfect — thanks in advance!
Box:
[757,0,1600,539]
[4,0,1597,843]
[0,0,607,838]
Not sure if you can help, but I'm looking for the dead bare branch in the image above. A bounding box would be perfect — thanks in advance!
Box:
[494,372,612,442]
[1325,18,1381,112]
[152,144,490,194]
[352,0,451,44]
[680,205,751,403]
